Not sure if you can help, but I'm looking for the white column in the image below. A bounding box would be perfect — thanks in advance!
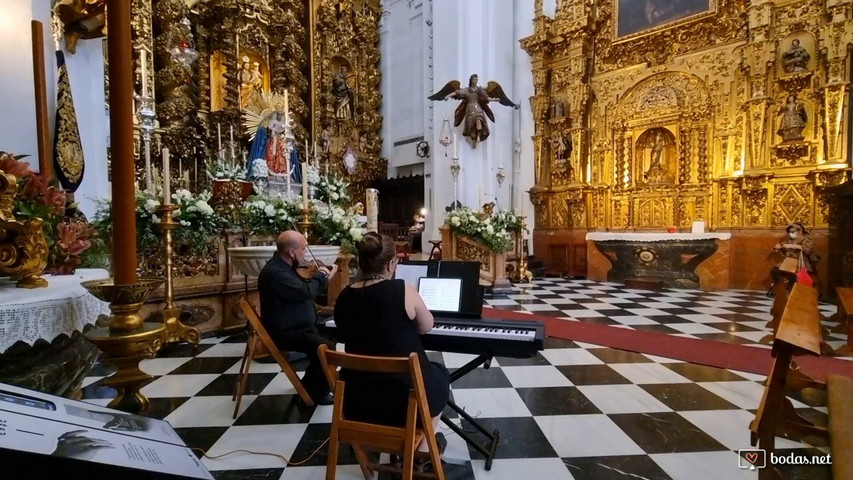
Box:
[513,0,536,232]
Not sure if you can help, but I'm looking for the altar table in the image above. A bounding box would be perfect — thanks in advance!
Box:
[585,232,731,290]
[0,269,110,353]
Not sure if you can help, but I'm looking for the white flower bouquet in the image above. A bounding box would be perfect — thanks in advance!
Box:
[444,206,522,252]
[310,173,350,206]
[241,194,301,237]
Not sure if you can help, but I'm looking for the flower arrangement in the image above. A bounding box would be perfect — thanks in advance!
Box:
[241,194,300,237]
[92,189,224,259]
[0,152,94,273]
[250,159,269,179]
[310,172,350,206]
[206,156,246,181]
[444,206,520,253]
[170,189,223,254]
[311,204,366,254]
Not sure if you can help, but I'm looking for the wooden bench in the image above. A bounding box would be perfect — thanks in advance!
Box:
[750,283,828,479]
[760,278,791,344]
[827,374,853,480]
[831,287,853,356]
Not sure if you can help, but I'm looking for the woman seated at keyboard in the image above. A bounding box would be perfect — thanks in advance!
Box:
[333,232,450,452]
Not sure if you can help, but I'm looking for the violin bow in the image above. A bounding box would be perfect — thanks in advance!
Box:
[288,219,323,266]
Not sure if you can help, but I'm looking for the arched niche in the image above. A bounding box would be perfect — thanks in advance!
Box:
[778,31,816,76]
[636,127,678,185]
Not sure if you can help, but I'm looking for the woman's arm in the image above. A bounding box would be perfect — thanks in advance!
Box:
[404,282,434,334]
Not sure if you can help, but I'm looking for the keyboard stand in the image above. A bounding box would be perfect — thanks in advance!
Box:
[440,353,500,471]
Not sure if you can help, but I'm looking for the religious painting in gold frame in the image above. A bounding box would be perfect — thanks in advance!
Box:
[614,0,716,42]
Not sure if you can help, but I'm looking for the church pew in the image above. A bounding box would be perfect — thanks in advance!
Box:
[827,374,853,480]
[750,283,828,480]
[830,287,853,356]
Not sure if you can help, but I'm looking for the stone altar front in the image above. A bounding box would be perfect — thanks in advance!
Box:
[585,232,732,290]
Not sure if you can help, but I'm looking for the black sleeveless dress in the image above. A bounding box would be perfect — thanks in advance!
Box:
[333,279,450,426]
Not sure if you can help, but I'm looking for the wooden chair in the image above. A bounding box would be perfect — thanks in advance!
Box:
[749,283,827,479]
[318,344,445,480]
[428,240,442,261]
[232,295,313,419]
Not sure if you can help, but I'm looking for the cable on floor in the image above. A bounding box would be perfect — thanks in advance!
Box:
[191,437,329,466]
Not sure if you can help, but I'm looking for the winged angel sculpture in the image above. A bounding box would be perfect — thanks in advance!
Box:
[428,74,518,148]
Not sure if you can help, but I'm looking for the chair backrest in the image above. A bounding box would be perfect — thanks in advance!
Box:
[319,344,424,394]
[238,295,290,366]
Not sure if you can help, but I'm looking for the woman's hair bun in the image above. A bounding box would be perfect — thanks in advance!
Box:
[357,232,383,257]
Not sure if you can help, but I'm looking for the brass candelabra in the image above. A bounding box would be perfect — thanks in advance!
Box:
[155,203,200,345]
[513,215,533,283]
[297,206,314,240]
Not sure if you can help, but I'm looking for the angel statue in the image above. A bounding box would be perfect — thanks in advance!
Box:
[428,74,518,148]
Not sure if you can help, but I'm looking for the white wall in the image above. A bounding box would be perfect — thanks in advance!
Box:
[380,0,538,245]
[0,0,109,218]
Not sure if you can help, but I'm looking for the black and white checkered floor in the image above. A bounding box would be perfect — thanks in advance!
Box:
[80,278,843,479]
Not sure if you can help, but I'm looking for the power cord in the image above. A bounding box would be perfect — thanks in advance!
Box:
[191,437,330,466]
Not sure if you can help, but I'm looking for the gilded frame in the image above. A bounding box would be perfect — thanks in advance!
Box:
[613,0,717,43]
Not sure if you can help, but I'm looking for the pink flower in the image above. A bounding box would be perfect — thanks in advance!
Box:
[22,173,48,199]
[57,221,92,256]
[0,153,33,179]
[43,187,67,213]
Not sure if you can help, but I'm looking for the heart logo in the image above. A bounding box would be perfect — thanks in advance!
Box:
[745,452,758,464]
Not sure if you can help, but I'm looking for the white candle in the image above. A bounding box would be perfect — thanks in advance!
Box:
[140,49,148,97]
[301,161,308,210]
[162,148,171,205]
[284,89,289,126]
[230,125,234,143]
[453,133,458,157]
[217,123,222,153]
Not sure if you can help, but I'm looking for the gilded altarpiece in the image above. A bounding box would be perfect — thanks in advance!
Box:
[522,0,852,289]
[312,0,386,205]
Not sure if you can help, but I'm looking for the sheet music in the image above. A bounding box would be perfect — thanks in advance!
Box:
[395,264,428,289]
[418,277,462,313]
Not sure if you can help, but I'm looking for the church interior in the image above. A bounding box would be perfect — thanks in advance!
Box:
[1,0,853,478]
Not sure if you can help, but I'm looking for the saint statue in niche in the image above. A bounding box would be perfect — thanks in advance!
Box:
[332,65,355,119]
[638,129,674,185]
[782,39,810,73]
[428,74,518,148]
[239,56,263,110]
[777,95,807,142]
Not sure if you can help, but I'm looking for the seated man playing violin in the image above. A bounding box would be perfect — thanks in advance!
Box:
[258,230,339,405]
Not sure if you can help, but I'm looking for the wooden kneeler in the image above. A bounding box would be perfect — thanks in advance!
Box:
[750,283,827,480]
[233,295,314,419]
[318,344,445,480]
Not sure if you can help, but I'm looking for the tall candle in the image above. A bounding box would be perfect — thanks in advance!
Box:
[301,161,308,209]
[162,147,171,205]
[453,133,458,157]
[140,49,148,97]
[284,89,289,125]
[217,123,222,153]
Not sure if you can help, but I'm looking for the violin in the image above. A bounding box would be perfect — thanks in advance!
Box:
[295,243,331,282]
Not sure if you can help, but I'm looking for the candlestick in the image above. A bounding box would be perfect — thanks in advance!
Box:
[301,161,309,209]
[140,49,148,97]
[162,147,171,205]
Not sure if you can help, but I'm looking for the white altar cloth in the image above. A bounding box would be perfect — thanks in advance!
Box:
[585,232,732,242]
[0,269,110,353]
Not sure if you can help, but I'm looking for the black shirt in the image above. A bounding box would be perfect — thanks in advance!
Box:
[257,254,329,338]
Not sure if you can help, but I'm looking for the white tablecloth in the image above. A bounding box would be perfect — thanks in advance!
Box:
[0,269,111,353]
[585,232,732,242]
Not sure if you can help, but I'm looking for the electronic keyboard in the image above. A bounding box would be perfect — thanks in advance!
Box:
[322,315,544,359]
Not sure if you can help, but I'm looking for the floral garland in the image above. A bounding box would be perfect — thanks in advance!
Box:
[310,172,350,206]
[310,203,365,254]
[444,206,523,253]
[241,194,300,237]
